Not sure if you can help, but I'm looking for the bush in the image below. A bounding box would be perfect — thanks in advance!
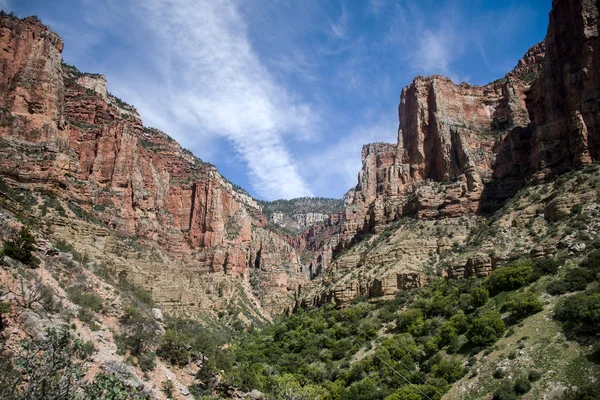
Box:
[554,289,600,336]
[2,227,36,266]
[547,268,592,295]
[396,309,424,336]
[84,373,151,399]
[493,380,518,400]
[504,291,544,322]
[138,352,156,372]
[67,285,103,312]
[487,261,533,294]
[430,357,466,383]
[0,327,88,399]
[580,250,600,275]
[532,258,561,280]
[117,307,159,356]
[467,311,506,347]
[528,370,542,382]
[513,375,532,394]
[470,287,489,308]
[81,340,96,359]
[157,330,192,366]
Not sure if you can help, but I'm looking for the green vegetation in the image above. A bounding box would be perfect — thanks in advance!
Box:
[83,373,151,399]
[157,317,233,380]
[66,285,103,312]
[116,306,159,356]
[2,226,38,267]
[504,291,543,323]
[219,253,585,399]
[0,327,86,399]
[259,197,344,220]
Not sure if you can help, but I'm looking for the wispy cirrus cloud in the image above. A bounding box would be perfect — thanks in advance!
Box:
[329,4,350,40]
[81,0,316,200]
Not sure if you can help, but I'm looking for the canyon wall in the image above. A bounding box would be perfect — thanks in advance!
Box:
[0,15,306,319]
[299,0,600,306]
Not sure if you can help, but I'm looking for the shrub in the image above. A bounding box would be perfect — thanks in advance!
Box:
[532,258,560,280]
[493,380,518,400]
[470,287,489,308]
[547,268,592,295]
[396,309,424,336]
[0,301,10,330]
[580,250,600,275]
[157,330,192,366]
[430,357,466,383]
[161,380,174,399]
[504,291,544,322]
[554,290,600,335]
[117,307,159,356]
[2,227,36,266]
[493,368,505,379]
[528,370,542,382]
[81,341,96,359]
[487,261,533,294]
[67,285,103,312]
[0,327,87,399]
[138,352,156,372]
[84,373,151,399]
[467,311,506,347]
[513,375,532,394]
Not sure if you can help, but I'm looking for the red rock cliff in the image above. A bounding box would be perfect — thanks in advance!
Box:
[0,15,306,318]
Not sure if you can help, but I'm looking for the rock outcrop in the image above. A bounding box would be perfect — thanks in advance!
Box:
[338,0,600,249]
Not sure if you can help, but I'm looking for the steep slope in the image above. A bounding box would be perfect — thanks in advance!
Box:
[0,14,308,320]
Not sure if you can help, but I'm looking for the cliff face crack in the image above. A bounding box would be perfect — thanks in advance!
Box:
[188,181,196,233]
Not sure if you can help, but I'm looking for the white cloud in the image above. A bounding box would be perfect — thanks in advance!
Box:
[329,5,349,40]
[99,0,316,200]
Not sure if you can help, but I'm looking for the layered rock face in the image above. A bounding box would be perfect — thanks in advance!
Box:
[0,15,305,318]
[342,0,600,239]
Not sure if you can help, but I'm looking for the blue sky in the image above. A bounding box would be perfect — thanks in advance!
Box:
[9,0,551,200]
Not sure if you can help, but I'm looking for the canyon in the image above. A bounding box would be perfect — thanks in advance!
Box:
[0,0,599,320]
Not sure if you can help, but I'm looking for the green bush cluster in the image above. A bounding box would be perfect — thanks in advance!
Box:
[504,291,543,323]
[157,317,233,381]
[547,268,592,295]
[2,227,38,267]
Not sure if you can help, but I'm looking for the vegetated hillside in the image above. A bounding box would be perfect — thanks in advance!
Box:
[2,165,599,400]
[259,197,344,234]
[0,211,237,399]
[221,166,600,400]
